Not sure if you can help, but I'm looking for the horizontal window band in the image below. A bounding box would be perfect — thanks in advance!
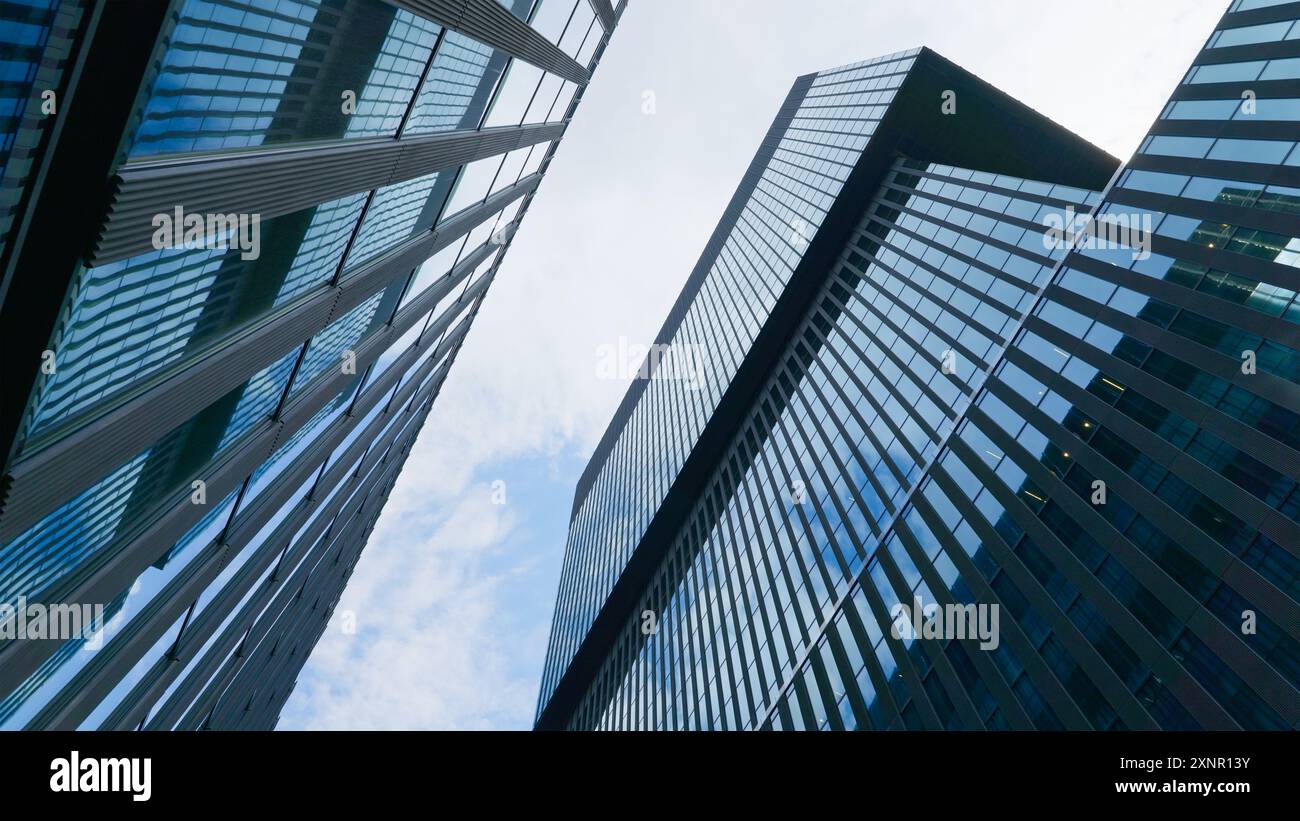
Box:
[1216,2,1300,31]
[1063,249,1300,351]
[38,366,449,732]
[90,121,561,266]
[1150,118,1300,141]
[964,392,1300,723]
[1171,78,1300,101]
[203,336,459,731]
[1104,186,1300,261]
[930,432,1241,729]
[1193,40,1300,67]
[0,275,482,676]
[203,496,390,729]
[384,0,591,86]
[0,174,536,546]
[147,408,429,731]
[0,296,478,708]
[1142,233,1300,297]
[203,510,378,729]
[1036,287,1299,427]
[1018,312,1300,481]
[91,379,441,732]
[1004,343,1300,543]
[1126,152,1300,189]
[33,382,430,730]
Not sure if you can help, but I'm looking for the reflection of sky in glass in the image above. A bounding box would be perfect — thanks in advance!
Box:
[540,51,923,712]
[25,191,367,445]
[0,0,59,188]
[0,489,237,729]
[0,0,573,730]
[130,0,441,156]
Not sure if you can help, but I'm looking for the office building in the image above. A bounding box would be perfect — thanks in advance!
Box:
[537,2,1299,731]
[0,0,625,730]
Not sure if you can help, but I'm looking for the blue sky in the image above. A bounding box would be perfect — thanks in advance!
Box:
[278,0,1228,730]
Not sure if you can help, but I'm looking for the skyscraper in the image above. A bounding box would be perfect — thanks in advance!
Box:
[537,3,1299,731]
[0,0,625,730]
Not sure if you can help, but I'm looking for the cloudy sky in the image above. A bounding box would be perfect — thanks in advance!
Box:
[278,0,1228,730]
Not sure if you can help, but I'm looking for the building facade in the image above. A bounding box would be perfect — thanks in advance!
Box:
[0,0,625,730]
[537,2,1300,731]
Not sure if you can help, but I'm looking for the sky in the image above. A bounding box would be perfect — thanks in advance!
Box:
[277,0,1229,730]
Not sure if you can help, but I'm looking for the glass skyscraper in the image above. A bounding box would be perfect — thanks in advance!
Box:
[0,0,624,730]
[537,2,1299,731]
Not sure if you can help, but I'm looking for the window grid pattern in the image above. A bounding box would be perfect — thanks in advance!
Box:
[403,30,501,134]
[0,0,615,728]
[0,0,59,182]
[563,161,1093,730]
[24,191,370,443]
[538,52,922,713]
[562,15,1300,730]
[129,0,442,157]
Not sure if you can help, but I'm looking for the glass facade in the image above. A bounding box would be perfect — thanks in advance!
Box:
[0,0,624,730]
[127,0,443,157]
[539,50,922,709]
[539,12,1300,732]
[0,0,79,262]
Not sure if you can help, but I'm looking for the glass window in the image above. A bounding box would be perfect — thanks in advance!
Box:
[1142,135,1213,158]
[441,155,501,216]
[518,140,553,178]
[289,286,400,399]
[557,2,596,59]
[1260,56,1300,81]
[490,147,531,195]
[0,488,236,729]
[403,31,509,135]
[1189,60,1266,83]
[482,60,545,128]
[530,0,582,46]
[398,239,465,311]
[23,193,367,446]
[1163,99,1243,120]
[1207,137,1295,164]
[76,614,185,729]
[523,70,567,123]
[129,1,441,157]
[345,170,451,268]
[368,309,429,385]
[1209,20,1297,49]
[0,348,298,616]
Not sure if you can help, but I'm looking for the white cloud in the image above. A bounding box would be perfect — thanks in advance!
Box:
[279,483,539,730]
